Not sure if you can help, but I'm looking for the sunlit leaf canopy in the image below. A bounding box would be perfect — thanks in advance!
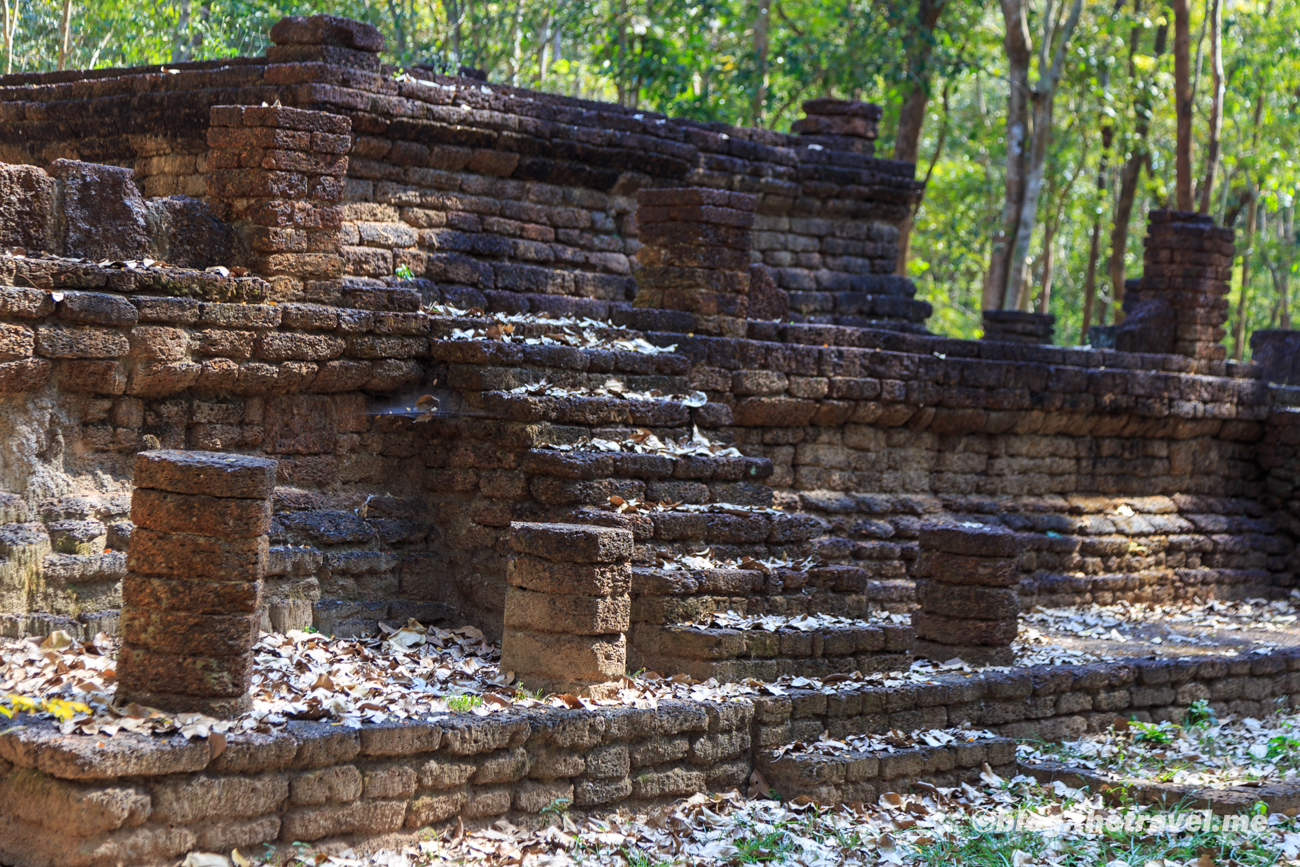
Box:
[3,0,1296,350]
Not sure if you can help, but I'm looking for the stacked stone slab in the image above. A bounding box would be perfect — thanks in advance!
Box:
[912,522,1021,667]
[269,13,385,71]
[500,522,633,696]
[116,450,278,717]
[982,310,1055,345]
[207,104,352,298]
[792,98,881,156]
[633,187,757,338]
[1138,209,1234,361]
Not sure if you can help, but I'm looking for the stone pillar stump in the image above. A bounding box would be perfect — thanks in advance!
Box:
[116,450,277,717]
[792,98,881,156]
[982,310,1055,345]
[500,522,632,697]
[912,522,1021,667]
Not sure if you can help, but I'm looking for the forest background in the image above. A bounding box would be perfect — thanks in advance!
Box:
[2,0,1296,355]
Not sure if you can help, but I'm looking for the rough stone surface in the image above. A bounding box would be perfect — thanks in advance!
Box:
[134,450,278,499]
[0,164,55,250]
[47,160,150,261]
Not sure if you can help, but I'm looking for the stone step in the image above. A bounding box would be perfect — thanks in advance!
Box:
[628,618,912,682]
[636,539,814,567]
[477,390,730,428]
[633,564,883,598]
[522,450,774,508]
[446,364,693,397]
[575,505,820,564]
[630,567,915,626]
[522,449,773,483]
[756,734,1017,804]
[427,329,688,378]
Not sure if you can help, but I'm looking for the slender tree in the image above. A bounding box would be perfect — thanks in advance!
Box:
[1106,9,1167,324]
[1,0,19,74]
[1172,0,1193,209]
[1037,124,1088,314]
[1079,0,1126,340]
[893,0,952,273]
[171,0,192,62]
[1233,187,1259,360]
[1198,0,1223,213]
[986,0,1086,311]
[750,0,772,126]
[57,0,72,70]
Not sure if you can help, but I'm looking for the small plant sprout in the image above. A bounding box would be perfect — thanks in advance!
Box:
[541,797,571,816]
[1184,698,1217,727]
[446,694,483,712]
[1130,720,1178,745]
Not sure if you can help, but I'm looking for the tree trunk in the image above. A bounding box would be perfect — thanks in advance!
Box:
[536,14,553,83]
[984,0,1032,310]
[1107,15,1167,323]
[172,0,192,62]
[1,0,17,75]
[1232,190,1259,361]
[1081,219,1104,339]
[899,84,951,277]
[1034,130,1086,319]
[449,0,463,60]
[1002,0,1085,310]
[893,0,951,275]
[615,0,629,106]
[1198,0,1223,214]
[750,0,772,126]
[1285,207,1295,331]
[57,0,72,70]
[1037,221,1056,314]
[1081,125,1114,341]
[1172,0,1193,210]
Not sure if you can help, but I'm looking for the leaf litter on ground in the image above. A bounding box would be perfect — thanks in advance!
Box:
[176,770,1300,867]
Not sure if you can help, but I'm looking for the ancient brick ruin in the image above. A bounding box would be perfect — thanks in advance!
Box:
[0,12,1298,865]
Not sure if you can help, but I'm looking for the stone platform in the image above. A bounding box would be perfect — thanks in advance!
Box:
[3,640,1300,865]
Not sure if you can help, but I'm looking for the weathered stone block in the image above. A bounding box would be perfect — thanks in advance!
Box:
[503,587,630,635]
[134,450,277,499]
[0,164,55,250]
[48,159,150,260]
[130,489,271,538]
[508,521,633,564]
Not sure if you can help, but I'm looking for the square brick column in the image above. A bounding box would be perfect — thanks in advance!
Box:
[207,104,351,299]
[116,450,278,717]
[500,522,632,697]
[1138,209,1234,361]
[633,187,756,338]
[912,523,1021,667]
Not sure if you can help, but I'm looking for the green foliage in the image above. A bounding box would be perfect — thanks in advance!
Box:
[541,797,571,816]
[445,693,482,712]
[914,821,1050,867]
[1129,720,1178,745]
[917,812,1283,867]
[1184,698,1217,727]
[731,828,796,863]
[618,846,672,867]
[1266,734,1300,762]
